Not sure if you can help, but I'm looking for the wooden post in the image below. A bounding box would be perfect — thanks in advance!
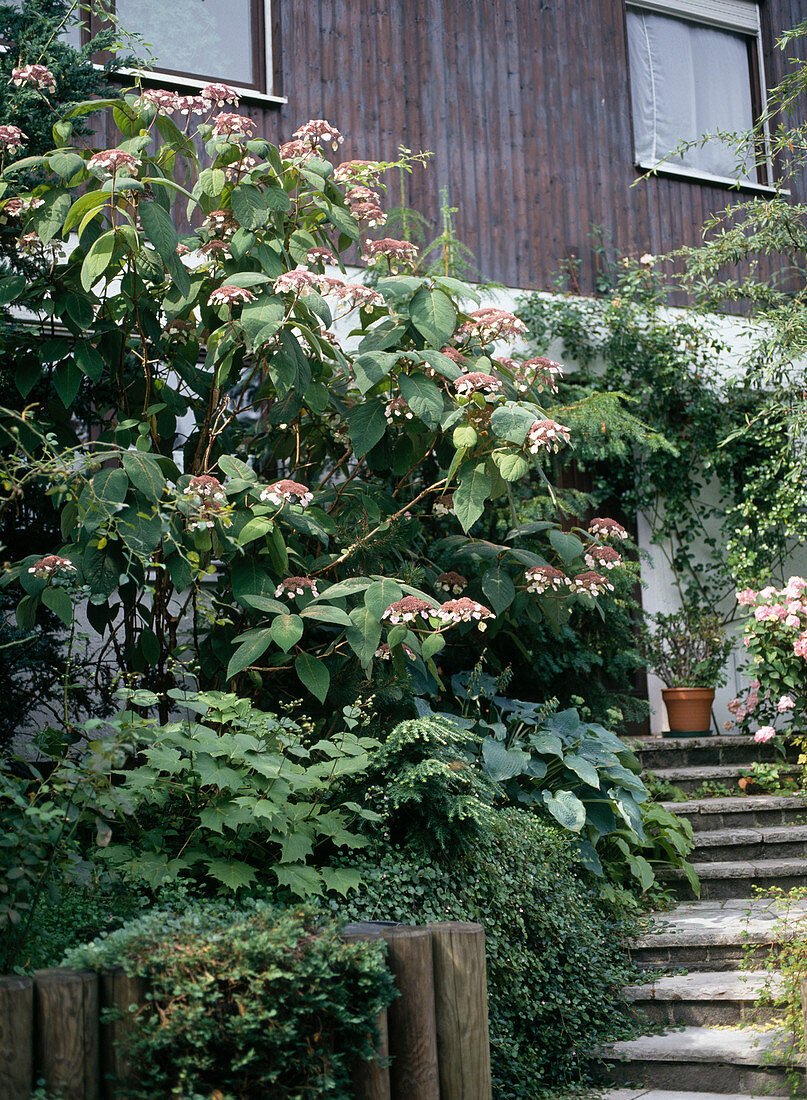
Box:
[0,974,33,1099]
[429,921,492,1100]
[99,968,145,1100]
[34,967,99,1100]
[381,927,440,1100]
[341,925,392,1100]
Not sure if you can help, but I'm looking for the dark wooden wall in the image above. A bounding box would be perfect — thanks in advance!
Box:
[243,0,807,294]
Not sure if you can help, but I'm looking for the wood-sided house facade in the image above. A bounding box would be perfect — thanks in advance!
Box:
[76,0,807,295]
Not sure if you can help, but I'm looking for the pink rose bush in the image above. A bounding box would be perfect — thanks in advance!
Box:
[731,579,807,741]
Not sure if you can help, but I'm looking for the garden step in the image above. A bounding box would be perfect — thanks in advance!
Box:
[631,898,807,972]
[634,735,795,771]
[603,1027,802,1094]
[691,824,807,862]
[624,971,782,1026]
[607,1091,789,1100]
[659,795,807,832]
[660,858,807,900]
[648,764,801,796]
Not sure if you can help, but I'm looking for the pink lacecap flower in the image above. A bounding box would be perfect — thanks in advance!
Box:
[588,517,629,541]
[778,695,796,713]
[347,185,380,206]
[208,285,256,307]
[200,83,240,107]
[134,89,181,114]
[260,479,313,507]
[527,419,571,454]
[11,64,56,92]
[382,596,435,624]
[436,597,496,631]
[754,725,776,743]
[351,201,386,227]
[87,149,141,176]
[513,356,563,394]
[584,545,622,571]
[572,571,614,596]
[0,125,26,155]
[292,118,344,149]
[28,554,76,577]
[211,112,255,139]
[525,565,570,594]
[736,588,757,606]
[455,307,527,345]
[279,139,323,160]
[362,237,419,271]
[184,474,225,500]
[333,159,384,183]
[453,372,502,396]
[275,576,319,600]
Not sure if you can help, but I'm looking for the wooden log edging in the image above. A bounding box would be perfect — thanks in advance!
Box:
[34,967,99,1100]
[0,974,33,1100]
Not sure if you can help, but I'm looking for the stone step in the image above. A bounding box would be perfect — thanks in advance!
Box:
[635,735,795,771]
[603,1026,802,1093]
[661,858,807,900]
[649,764,801,796]
[631,898,807,972]
[660,795,807,833]
[608,1091,790,1100]
[624,970,782,1026]
[692,824,807,862]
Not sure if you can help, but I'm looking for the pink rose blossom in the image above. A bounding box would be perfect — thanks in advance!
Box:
[754,725,777,743]
[778,695,796,713]
[736,588,757,606]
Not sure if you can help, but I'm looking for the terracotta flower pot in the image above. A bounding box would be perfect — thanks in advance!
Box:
[661,687,715,737]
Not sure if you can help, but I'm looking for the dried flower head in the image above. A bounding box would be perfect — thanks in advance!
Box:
[293,118,344,150]
[381,596,435,624]
[11,64,56,92]
[527,419,571,454]
[584,545,623,570]
[435,571,468,595]
[261,479,313,507]
[572,571,614,596]
[433,493,454,517]
[588,517,628,541]
[87,149,141,176]
[524,565,570,594]
[274,576,320,600]
[453,372,502,397]
[208,285,256,308]
[456,308,527,345]
[0,125,26,155]
[211,112,256,139]
[362,237,419,272]
[28,554,76,577]
[436,597,496,631]
[200,83,240,107]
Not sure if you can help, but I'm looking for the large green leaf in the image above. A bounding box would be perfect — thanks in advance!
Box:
[409,286,457,346]
[300,605,353,627]
[492,449,529,482]
[345,606,382,666]
[363,579,403,620]
[139,200,179,265]
[563,754,601,789]
[348,398,387,457]
[226,631,273,678]
[74,342,105,382]
[206,860,257,891]
[548,529,585,563]
[482,737,530,781]
[34,189,71,245]
[481,567,515,613]
[81,230,116,291]
[270,614,304,653]
[398,372,444,429]
[122,451,166,503]
[319,577,373,600]
[41,586,72,626]
[353,351,396,394]
[274,863,324,897]
[231,184,276,229]
[453,462,491,532]
[490,403,538,445]
[295,653,330,702]
[54,360,82,407]
[542,790,587,833]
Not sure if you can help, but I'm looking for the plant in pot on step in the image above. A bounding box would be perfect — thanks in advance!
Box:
[640,609,732,737]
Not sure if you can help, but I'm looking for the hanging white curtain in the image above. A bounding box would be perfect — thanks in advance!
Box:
[627,8,756,179]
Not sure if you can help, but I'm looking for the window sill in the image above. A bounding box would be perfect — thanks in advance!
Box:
[635,159,788,195]
[111,66,287,106]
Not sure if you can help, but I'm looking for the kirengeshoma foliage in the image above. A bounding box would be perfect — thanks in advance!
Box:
[0,79,640,719]
[64,901,396,1100]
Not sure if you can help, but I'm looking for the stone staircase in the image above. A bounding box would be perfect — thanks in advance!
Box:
[603,733,807,1099]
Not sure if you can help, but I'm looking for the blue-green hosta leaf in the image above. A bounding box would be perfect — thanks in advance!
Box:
[482,737,530,781]
[562,754,601,789]
[542,789,587,833]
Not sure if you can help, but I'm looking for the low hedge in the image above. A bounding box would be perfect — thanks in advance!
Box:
[333,807,638,1098]
[64,902,395,1100]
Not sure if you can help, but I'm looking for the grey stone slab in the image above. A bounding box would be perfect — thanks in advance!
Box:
[666,857,807,879]
[605,1093,789,1100]
[624,971,779,1002]
[651,765,800,782]
[659,795,807,815]
[638,736,759,752]
[633,897,807,948]
[608,1026,794,1066]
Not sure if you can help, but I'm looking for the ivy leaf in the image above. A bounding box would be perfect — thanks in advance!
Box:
[481,567,515,613]
[348,398,387,457]
[270,614,304,653]
[453,462,491,532]
[490,403,538,445]
[295,653,330,702]
[226,631,273,678]
[398,373,444,429]
[409,286,457,347]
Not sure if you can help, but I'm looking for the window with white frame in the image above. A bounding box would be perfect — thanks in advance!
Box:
[626,0,769,185]
[72,0,275,98]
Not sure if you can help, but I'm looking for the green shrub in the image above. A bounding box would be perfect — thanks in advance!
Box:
[65,901,396,1100]
[334,808,638,1097]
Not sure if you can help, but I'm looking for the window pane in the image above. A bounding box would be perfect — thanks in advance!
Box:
[115,0,254,84]
[627,9,756,179]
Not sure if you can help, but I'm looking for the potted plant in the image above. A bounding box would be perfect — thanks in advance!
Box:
[641,610,732,736]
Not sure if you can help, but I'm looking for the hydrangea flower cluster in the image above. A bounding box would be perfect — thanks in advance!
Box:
[0,125,26,156]
[453,372,502,397]
[455,308,527,345]
[293,118,344,150]
[28,554,76,577]
[279,139,322,160]
[433,493,454,517]
[588,517,629,541]
[333,159,384,184]
[183,475,227,530]
[306,246,336,266]
[381,596,435,624]
[208,285,256,308]
[87,149,141,176]
[584,545,623,571]
[275,576,319,600]
[435,571,468,595]
[572,571,614,596]
[11,64,56,92]
[361,237,419,271]
[260,480,313,508]
[524,565,570,594]
[375,641,416,660]
[385,396,413,423]
[526,419,571,454]
[211,112,255,139]
[513,357,563,394]
[730,578,807,740]
[435,597,495,631]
